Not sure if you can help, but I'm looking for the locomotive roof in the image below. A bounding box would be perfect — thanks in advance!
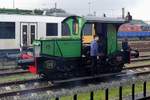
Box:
[84,16,126,23]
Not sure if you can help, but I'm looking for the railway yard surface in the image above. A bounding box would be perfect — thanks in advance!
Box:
[0,40,149,100]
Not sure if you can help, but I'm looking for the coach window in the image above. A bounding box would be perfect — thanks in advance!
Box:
[62,23,70,36]
[0,22,15,39]
[83,24,92,36]
[46,23,58,36]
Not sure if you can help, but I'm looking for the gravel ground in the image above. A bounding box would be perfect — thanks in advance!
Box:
[0,81,50,94]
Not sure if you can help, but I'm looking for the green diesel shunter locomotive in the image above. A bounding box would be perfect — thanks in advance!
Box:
[18,16,130,80]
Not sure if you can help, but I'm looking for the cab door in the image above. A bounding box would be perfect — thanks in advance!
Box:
[21,23,37,47]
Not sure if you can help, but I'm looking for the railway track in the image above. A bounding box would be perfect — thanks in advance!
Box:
[0,78,42,87]
[131,56,150,63]
[0,67,21,71]
[0,78,51,98]
[0,64,150,98]
[0,53,149,98]
[0,68,29,77]
[123,65,150,76]
[124,64,150,70]
[0,67,37,84]
[129,41,150,52]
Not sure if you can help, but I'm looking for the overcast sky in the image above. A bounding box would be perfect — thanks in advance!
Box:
[0,0,149,20]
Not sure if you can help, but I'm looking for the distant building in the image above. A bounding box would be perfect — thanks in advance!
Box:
[43,8,74,17]
[0,8,43,15]
[0,8,72,17]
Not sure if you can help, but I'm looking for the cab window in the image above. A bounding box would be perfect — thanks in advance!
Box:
[72,19,79,34]
[83,24,92,36]
[62,23,70,36]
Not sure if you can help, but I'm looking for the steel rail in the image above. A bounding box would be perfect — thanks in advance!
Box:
[0,70,29,76]
[0,78,44,87]
[124,65,150,70]
[131,57,150,62]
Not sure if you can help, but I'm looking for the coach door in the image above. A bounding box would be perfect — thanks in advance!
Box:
[21,23,37,47]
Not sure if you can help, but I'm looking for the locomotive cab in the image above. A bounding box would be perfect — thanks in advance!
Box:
[82,16,129,72]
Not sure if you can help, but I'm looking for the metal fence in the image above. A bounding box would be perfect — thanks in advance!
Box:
[22,75,150,100]
[54,81,149,100]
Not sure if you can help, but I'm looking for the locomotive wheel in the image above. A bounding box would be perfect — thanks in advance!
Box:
[108,52,124,66]
[114,64,124,72]
[40,57,82,80]
[108,56,123,67]
[107,52,124,72]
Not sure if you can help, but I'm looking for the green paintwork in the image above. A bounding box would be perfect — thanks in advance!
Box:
[41,39,81,57]
[33,40,41,46]
[33,16,124,58]
[63,17,85,38]
[33,16,86,58]
[107,24,117,55]
[117,42,122,51]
